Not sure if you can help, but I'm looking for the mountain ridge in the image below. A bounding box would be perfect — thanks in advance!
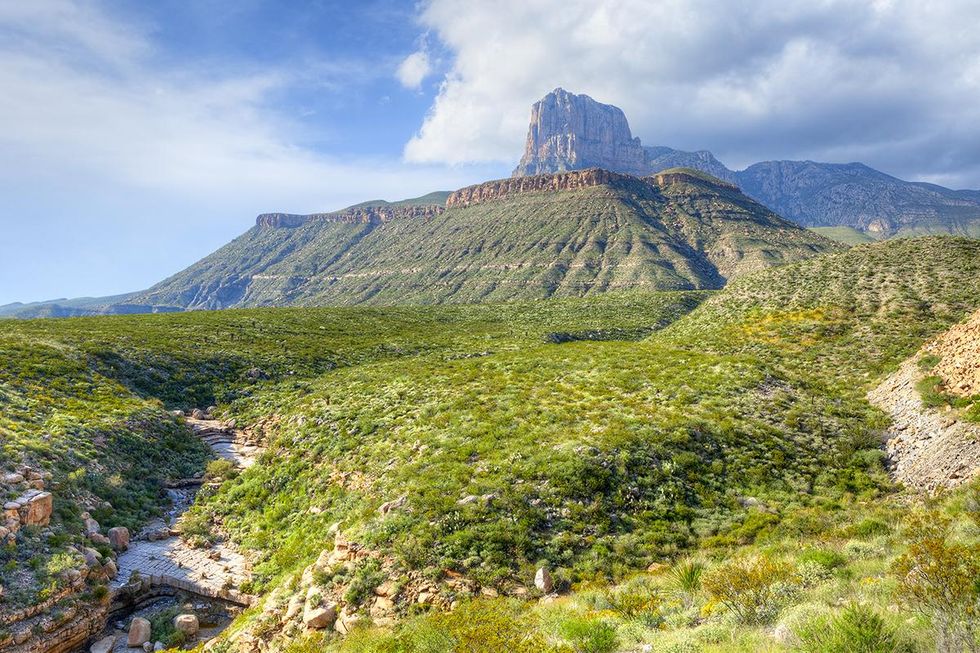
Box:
[515,88,980,237]
[124,167,835,310]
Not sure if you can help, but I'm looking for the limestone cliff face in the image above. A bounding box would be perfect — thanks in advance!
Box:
[513,88,648,177]
[446,168,641,208]
[256,205,443,229]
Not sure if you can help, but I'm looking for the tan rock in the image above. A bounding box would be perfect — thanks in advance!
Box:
[334,610,362,635]
[19,491,52,526]
[127,617,151,647]
[303,601,337,630]
[108,526,130,551]
[89,635,116,653]
[104,559,118,579]
[174,614,199,636]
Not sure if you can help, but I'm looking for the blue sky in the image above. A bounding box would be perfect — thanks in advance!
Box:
[3,0,980,305]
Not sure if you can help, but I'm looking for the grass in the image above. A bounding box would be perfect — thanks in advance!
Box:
[1,236,979,651]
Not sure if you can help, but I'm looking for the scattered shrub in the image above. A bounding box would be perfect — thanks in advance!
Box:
[557,614,619,653]
[795,604,913,653]
[703,556,794,625]
[893,514,980,653]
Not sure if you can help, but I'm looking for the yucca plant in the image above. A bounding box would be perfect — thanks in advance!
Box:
[670,559,705,608]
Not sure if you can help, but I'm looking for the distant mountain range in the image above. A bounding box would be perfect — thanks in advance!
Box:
[515,88,980,239]
[4,87,978,319]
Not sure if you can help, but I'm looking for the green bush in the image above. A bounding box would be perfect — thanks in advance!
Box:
[344,559,385,606]
[795,604,913,653]
[557,614,619,653]
[892,514,980,652]
[703,556,795,625]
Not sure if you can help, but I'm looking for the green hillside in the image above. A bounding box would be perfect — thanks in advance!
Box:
[808,226,877,245]
[3,237,979,652]
[132,170,836,310]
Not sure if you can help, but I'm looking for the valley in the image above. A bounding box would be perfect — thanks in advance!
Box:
[2,237,979,652]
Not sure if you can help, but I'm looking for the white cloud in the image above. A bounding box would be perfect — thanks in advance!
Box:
[0,0,494,304]
[405,0,980,186]
[396,49,432,90]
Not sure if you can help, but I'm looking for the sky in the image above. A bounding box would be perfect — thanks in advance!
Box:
[2,0,980,305]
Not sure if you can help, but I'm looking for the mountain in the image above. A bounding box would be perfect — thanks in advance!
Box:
[513,87,734,182]
[128,168,835,310]
[514,88,980,238]
[0,294,181,319]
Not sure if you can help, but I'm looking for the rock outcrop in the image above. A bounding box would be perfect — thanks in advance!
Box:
[446,168,639,208]
[511,88,980,236]
[513,88,733,181]
[513,88,648,176]
[930,309,980,397]
[256,205,444,229]
[868,311,980,492]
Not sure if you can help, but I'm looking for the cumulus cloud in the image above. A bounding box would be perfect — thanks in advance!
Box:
[405,0,980,187]
[397,49,432,89]
[0,0,487,304]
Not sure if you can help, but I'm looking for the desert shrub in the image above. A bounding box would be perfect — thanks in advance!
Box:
[917,354,941,372]
[795,604,913,653]
[851,518,891,538]
[205,458,238,482]
[916,376,951,409]
[557,614,619,653]
[795,561,833,588]
[148,606,186,649]
[605,578,663,626]
[797,548,846,570]
[892,513,980,653]
[702,556,794,625]
[395,599,557,653]
[344,559,385,606]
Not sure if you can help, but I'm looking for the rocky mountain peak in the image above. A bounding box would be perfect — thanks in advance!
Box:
[512,88,648,177]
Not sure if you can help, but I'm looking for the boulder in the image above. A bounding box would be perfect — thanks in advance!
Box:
[3,473,24,485]
[142,643,153,652]
[334,610,362,635]
[285,595,304,620]
[19,491,52,526]
[108,526,130,551]
[127,617,151,647]
[534,567,553,593]
[89,532,110,546]
[303,586,338,629]
[83,516,101,535]
[154,643,164,651]
[89,635,117,653]
[378,495,406,517]
[103,559,118,580]
[191,409,206,420]
[81,547,101,567]
[174,614,199,636]
[303,603,337,630]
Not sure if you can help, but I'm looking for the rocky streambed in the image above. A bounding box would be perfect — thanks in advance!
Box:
[77,415,263,653]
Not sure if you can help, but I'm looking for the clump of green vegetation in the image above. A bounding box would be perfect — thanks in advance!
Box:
[892,513,980,652]
[703,556,794,625]
[795,604,913,653]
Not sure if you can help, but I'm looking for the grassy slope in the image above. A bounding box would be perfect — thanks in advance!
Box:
[808,226,877,246]
[0,293,704,609]
[3,236,979,651]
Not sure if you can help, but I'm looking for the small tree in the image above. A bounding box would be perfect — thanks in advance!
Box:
[892,513,980,653]
[703,555,793,625]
